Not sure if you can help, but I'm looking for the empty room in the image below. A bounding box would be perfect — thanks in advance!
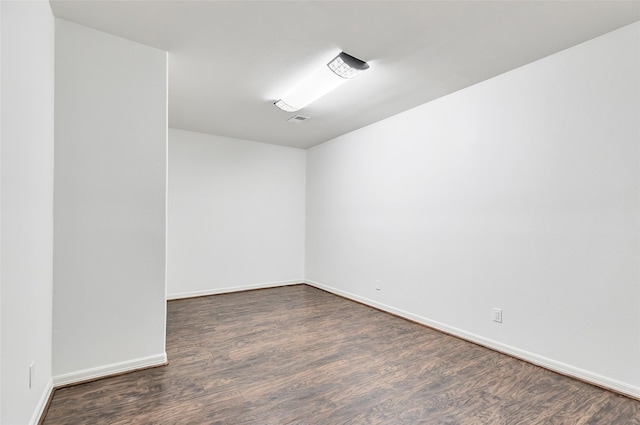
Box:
[1,1,639,424]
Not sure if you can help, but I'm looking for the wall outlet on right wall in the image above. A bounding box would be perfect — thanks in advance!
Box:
[492,308,502,323]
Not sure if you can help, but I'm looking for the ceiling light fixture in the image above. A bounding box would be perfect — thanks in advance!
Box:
[274,51,369,112]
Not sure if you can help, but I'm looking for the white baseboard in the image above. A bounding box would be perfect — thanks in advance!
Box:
[305,279,640,400]
[30,378,53,425]
[167,279,303,300]
[52,352,167,388]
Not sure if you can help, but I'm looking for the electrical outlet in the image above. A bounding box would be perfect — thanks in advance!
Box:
[375,280,381,291]
[29,362,35,389]
[493,308,502,323]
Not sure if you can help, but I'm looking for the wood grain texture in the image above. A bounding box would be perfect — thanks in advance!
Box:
[43,285,639,424]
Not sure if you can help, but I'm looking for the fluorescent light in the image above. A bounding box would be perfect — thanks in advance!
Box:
[274,100,298,112]
[328,52,369,79]
[274,51,369,112]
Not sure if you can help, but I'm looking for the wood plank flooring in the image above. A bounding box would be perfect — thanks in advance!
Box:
[43,285,639,424]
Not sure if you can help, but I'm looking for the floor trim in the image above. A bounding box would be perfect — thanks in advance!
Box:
[167,279,304,300]
[52,353,168,388]
[305,279,640,400]
[30,378,53,425]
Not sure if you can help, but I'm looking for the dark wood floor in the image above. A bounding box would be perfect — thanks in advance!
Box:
[43,285,638,424]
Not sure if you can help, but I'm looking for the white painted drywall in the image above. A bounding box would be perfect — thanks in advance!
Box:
[1,3,3,420]
[306,22,640,396]
[1,1,55,424]
[53,20,167,380]
[1,2,3,420]
[167,128,305,298]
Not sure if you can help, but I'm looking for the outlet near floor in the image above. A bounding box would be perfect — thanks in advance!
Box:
[493,308,502,323]
[29,362,35,389]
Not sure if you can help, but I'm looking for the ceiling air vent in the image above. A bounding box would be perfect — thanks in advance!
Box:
[287,115,310,123]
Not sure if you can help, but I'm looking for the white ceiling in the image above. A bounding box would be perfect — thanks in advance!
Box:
[50,1,640,149]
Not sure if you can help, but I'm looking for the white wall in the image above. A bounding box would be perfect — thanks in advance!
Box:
[306,22,640,397]
[0,1,55,424]
[1,3,3,420]
[53,20,167,384]
[168,128,305,299]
